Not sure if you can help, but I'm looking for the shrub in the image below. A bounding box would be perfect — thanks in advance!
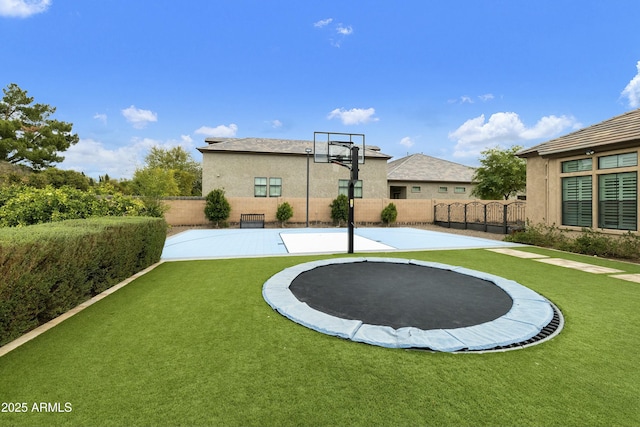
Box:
[505,223,640,261]
[0,217,167,346]
[0,185,147,227]
[381,203,398,226]
[573,229,614,256]
[276,202,293,227]
[329,194,349,227]
[505,222,569,248]
[204,188,231,227]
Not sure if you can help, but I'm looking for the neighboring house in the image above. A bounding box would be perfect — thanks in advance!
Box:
[517,108,640,233]
[387,153,476,199]
[198,137,391,199]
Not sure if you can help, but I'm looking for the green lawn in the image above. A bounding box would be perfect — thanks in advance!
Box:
[1,248,639,426]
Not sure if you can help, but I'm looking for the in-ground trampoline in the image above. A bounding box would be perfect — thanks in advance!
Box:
[263,257,562,352]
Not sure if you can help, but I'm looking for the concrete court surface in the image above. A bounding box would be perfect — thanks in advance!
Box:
[161,227,520,260]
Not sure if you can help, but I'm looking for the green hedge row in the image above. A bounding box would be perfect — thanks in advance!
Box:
[0,217,167,346]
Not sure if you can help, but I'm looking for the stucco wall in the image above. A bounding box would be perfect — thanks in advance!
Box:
[201,151,389,199]
[525,147,640,233]
[523,156,549,225]
[388,181,476,199]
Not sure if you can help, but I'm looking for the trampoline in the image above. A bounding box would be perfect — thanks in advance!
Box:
[263,257,562,352]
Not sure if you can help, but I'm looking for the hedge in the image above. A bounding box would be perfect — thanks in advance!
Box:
[0,217,167,346]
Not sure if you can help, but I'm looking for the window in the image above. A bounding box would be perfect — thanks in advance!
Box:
[598,172,637,230]
[598,152,638,169]
[411,186,421,193]
[438,186,448,193]
[254,177,267,197]
[269,177,282,197]
[338,179,363,198]
[562,158,593,173]
[455,186,466,194]
[562,176,592,227]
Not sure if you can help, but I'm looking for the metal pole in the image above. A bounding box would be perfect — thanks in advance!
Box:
[305,148,311,227]
[348,146,359,254]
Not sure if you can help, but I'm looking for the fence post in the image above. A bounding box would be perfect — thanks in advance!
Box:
[464,203,468,229]
[503,204,508,234]
[483,204,487,232]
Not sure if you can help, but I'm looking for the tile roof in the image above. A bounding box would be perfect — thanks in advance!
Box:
[387,153,475,183]
[518,108,640,157]
[198,137,391,159]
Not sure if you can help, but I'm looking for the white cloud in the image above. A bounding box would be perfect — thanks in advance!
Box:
[194,123,238,137]
[327,107,379,125]
[313,18,333,28]
[449,112,580,158]
[314,17,353,47]
[449,93,494,104]
[336,24,353,35]
[621,60,640,108]
[59,138,144,179]
[121,105,158,129]
[0,0,51,18]
[399,137,414,148]
[271,119,283,129]
[59,136,199,179]
[93,113,107,124]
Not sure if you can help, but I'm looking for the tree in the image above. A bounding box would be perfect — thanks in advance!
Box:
[471,145,526,200]
[204,188,231,228]
[142,146,202,196]
[329,194,349,226]
[276,201,293,227]
[132,168,180,197]
[0,83,79,170]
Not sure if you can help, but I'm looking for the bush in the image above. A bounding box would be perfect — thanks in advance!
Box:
[204,188,231,227]
[276,202,293,227]
[0,217,167,346]
[0,185,147,227]
[505,223,640,261]
[381,203,398,226]
[330,194,349,226]
[505,222,569,248]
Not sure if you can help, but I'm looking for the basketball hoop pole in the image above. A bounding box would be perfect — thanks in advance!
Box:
[348,146,359,254]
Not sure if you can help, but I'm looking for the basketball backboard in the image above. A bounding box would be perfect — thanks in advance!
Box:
[313,132,365,166]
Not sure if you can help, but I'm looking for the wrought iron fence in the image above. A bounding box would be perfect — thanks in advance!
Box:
[434,201,526,234]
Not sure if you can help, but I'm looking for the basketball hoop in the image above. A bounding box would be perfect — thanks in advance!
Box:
[313,132,365,254]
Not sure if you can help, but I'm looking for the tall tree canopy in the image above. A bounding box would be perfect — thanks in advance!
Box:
[471,145,526,200]
[0,83,79,170]
[134,146,202,196]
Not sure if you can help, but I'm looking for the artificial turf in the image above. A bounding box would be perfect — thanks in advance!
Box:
[0,248,639,426]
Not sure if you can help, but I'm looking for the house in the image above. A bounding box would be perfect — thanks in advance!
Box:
[387,153,476,199]
[517,108,639,233]
[198,137,391,199]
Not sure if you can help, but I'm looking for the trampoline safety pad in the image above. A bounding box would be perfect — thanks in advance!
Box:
[262,257,560,352]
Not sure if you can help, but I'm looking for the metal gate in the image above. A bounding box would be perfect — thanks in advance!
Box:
[434,201,526,234]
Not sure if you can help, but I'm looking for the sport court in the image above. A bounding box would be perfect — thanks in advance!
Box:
[161,226,520,260]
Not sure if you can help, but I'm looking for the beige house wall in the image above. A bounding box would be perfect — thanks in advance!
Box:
[163,197,518,227]
[202,152,389,199]
[525,146,640,233]
[388,181,476,200]
[523,156,549,225]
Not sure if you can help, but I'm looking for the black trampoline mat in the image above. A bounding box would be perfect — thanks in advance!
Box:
[289,261,513,330]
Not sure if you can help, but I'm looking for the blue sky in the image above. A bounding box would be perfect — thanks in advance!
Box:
[2,0,640,179]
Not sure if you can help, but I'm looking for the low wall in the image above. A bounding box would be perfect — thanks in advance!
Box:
[163,197,521,227]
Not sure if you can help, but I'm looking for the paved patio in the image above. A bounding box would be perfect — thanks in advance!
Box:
[161,227,521,260]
